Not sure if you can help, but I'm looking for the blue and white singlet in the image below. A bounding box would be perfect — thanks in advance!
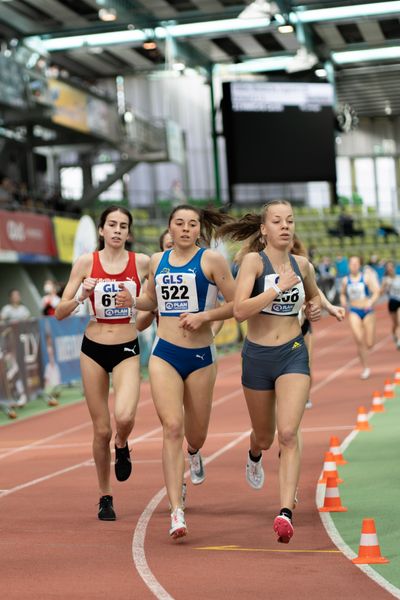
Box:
[155,248,218,317]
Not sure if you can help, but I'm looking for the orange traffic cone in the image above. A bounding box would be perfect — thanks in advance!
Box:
[318,477,347,512]
[329,436,347,465]
[354,406,372,431]
[394,368,400,386]
[371,391,384,413]
[383,379,394,399]
[318,451,343,484]
[352,518,389,564]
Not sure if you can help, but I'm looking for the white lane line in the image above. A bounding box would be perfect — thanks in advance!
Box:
[311,334,391,395]
[132,430,250,600]
[0,425,163,500]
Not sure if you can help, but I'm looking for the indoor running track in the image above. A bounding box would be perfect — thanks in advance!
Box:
[0,305,397,599]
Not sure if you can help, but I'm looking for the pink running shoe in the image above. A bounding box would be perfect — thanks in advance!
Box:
[273,514,294,544]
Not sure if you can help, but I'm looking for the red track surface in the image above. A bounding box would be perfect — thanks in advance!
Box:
[1,306,396,599]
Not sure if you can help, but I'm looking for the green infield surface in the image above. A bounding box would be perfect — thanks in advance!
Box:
[330,386,400,589]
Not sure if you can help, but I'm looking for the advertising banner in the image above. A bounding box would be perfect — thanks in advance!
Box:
[0,320,43,406]
[52,216,79,263]
[0,210,57,257]
[39,316,89,387]
[49,79,89,133]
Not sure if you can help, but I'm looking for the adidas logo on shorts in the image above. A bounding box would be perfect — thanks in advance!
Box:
[292,341,302,350]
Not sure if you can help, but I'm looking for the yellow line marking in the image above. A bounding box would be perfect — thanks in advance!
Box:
[195,545,341,554]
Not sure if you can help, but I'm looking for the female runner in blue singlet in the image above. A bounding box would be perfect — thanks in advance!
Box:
[218,200,321,544]
[135,205,235,539]
[340,256,380,379]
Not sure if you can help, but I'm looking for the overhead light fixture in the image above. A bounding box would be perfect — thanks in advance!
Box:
[27,17,272,52]
[215,55,294,75]
[286,47,318,73]
[278,25,294,34]
[332,45,400,64]
[98,7,117,22]
[292,0,400,23]
[143,41,157,50]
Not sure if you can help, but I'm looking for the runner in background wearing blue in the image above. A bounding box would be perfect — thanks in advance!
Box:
[135,205,235,539]
[340,255,380,379]
[218,200,321,544]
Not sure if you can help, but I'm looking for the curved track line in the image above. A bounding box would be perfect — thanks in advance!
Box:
[132,430,250,600]
[316,334,400,599]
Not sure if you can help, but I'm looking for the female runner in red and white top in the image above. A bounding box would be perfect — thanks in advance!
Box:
[56,205,149,521]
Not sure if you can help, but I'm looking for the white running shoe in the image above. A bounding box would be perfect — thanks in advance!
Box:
[360,368,370,380]
[246,454,265,490]
[305,399,313,409]
[169,508,187,539]
[188,451,205,485]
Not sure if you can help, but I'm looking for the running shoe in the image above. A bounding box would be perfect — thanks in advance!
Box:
[115,442,132,481]
[305,399,313,409]
[246,454,265,490]
[273,514,294,544]
[169,508,187,539]
[360,368,370,380]
[98,495,116,521]
[188,451,205,485]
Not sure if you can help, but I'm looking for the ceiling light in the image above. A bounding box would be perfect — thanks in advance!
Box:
[278,25,294,33]
[292,1,400,23]
[29,18,272,52]
[215,55,294,74]
[98,7,117,22]
[143,41,157,50]
[332,46,400,64]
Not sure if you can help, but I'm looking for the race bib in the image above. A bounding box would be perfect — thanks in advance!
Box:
[155,272,198,313]
[262,274,303,315]
[93,280,137,320]
[347,281,365,302]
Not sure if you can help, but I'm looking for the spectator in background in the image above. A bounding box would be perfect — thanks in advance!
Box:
[42,279,61,316]
[377,221,399,239]
[0,289,31,322]
[329,208,364,238]
[317,256,336,301]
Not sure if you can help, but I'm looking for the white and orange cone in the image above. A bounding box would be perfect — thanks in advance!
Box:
[371,391,384,413]
[318,451,343,484]
[318,477,347,512]
[329,436,347,465]
[354,406,372,431]
[352,518,389,564]
[394,368,400,386]
[383,379,394,399]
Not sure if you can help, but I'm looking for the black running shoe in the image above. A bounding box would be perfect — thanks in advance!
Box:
[115,442,132,482]
[98,495,116,521]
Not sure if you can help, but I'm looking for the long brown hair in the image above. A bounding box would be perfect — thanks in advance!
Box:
[218,200,292,255]
[169,204,233,246]
[291,233,308,258]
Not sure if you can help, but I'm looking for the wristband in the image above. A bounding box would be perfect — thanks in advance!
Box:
[271,283,281,295]
[74,292,85,305]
